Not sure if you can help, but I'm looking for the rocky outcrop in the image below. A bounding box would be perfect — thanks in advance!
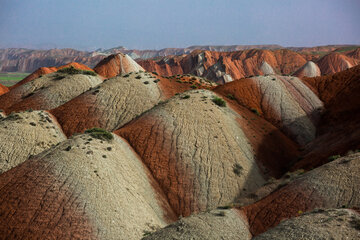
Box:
[293,61,321,78]
[215,75,323,145]
[254,208,360,240]
[0,133,176,239]
[0,70,102,114]
[0,111,66,174]
[138,49,308,84]
[242,153,360,236]
[93,53,144,79]
[143,208,251,240]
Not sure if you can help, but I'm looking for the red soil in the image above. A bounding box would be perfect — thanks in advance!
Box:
[93,53,143,79]
[241,183,322,236]
[0,157,96,239]
[316,52,359,75]
[0,84,8,96]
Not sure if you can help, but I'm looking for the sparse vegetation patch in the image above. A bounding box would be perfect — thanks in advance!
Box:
[84,127,114,141]
[212,96,226,107]
[57,66,97,76]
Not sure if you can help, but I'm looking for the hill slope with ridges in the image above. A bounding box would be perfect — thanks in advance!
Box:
[254,208,360,240]
[215,75,323,145]
[94,53,144,79]
[0,110,66,174]
[0,133,176,239]
[10,62,95,89]
[0,69,102,114]
[242,153,360,236]
[116,90,300,216]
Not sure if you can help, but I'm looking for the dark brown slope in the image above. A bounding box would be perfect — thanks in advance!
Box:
[242,153,360,236]
[293,66,360,170]
[0,133,176,239]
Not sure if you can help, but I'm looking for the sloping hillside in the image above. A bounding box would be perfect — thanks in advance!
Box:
[0,67,102,113]
[0,132,176,239]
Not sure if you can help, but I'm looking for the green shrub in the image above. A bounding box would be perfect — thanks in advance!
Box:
[84,128,113,141]
[226,94,235,100]
[143,81,149,84]
[212,96,226,107]
[135,75,142,79]
[57,66,97,76]
[250,108,260,116]
[181,94,190,99]
[328,155,341,161]
[190,84,197,89]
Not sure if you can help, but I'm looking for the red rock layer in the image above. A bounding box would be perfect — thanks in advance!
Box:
[316,52,359,75]
[0,84,8,96]
[138,49,308,83]
[0,157,96,239]
[93,53,144,78]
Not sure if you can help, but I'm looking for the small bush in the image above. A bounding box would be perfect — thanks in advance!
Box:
[84,127,114,141]
[143,81,149,84]
[53,74,65,81]
[181,94,190,99]
[212,96,226,107]
[233,163,243,176]
[123,74,130,77]
[135,75,142,79]
[226,94,235,100]
[190,84,197,89]
[153,79,160,83]
[328,155,341,161]
[57,66,97,76]
[250,108,260,116]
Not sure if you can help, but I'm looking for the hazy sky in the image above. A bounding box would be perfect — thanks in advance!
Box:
[0,0,359,50]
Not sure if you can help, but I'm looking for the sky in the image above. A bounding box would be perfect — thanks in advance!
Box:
[0,0,359,50]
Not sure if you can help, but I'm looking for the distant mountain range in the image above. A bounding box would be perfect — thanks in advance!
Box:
[0,44,358,73]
